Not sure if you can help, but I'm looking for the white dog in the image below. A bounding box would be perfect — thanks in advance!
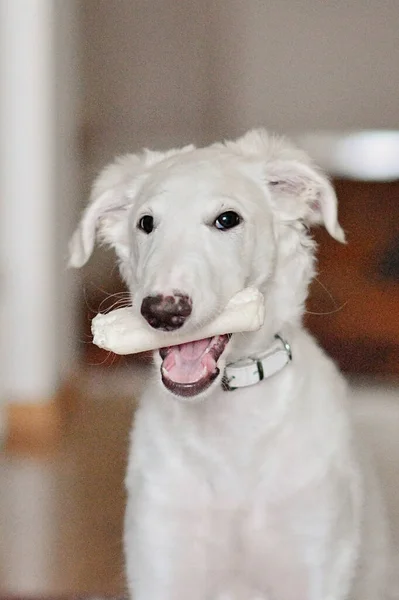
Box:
[70,129,388,599]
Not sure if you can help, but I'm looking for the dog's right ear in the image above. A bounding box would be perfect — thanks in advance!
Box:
[68,154,145,268]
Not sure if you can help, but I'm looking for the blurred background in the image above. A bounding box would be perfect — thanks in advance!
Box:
[0,0,398,597]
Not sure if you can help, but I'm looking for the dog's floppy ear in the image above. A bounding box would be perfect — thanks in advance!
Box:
[68,154,145,268]
[265,158,346,243]
[69,144,197,268]
[230,129,345,243]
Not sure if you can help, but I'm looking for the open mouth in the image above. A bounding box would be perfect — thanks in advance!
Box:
[160,334,231,397]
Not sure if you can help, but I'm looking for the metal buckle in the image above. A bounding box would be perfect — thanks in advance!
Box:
[274,333,292,361]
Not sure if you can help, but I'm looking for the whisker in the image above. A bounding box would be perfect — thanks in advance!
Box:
[96,290,132,313]
[86,349,116,367]
[101,298,132,314]
[313,275,340,309]
[305,300,349,316]
[87,280,126,297]
[82,285,98,314]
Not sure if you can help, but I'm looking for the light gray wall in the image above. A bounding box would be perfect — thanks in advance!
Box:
[81,0,213,175]
[82,0,399,158]
[207,0,399,137]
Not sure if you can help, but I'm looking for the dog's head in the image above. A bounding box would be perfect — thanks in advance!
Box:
[70,129,344,399]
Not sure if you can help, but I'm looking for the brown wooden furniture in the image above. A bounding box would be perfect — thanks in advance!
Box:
[306,179,399,376]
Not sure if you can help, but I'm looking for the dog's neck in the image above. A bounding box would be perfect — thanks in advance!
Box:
[227,316,297,365]
[226,226,315,365]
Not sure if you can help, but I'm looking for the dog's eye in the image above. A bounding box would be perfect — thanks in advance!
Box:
[214,211,241,230]
[138,215,154,234]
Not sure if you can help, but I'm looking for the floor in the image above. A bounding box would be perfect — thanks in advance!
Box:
[0,367,137,597]
[0,364,398,597]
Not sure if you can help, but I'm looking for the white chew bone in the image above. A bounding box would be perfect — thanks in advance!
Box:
[91,287,264,355]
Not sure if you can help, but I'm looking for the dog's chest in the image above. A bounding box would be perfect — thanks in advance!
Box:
[137,451,333,599]
[128,386,348,598]
[133,382,337,506]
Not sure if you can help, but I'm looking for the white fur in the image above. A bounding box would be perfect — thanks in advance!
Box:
[70,129,388,599]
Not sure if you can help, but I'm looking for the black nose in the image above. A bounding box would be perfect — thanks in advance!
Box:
[140,292,192,331]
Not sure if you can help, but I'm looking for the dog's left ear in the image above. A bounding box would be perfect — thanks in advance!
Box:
[265,159,346,243]
[68,154,145,268]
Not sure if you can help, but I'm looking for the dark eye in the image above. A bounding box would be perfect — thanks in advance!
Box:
[214,211,241,230]
[138,215,154,234]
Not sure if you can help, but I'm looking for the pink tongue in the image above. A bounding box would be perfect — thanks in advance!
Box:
[162,338,216,384]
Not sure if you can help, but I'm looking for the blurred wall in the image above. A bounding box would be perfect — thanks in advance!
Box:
[81,0,213,176]
[82,1,399,159]
[207,1,399,136]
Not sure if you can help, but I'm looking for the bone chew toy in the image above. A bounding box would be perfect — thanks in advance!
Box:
[91,287,264,355]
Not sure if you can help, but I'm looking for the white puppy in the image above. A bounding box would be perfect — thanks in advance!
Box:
[70,129,388,599]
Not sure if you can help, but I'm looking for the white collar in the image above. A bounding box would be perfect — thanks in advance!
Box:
[222,334,292,391]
